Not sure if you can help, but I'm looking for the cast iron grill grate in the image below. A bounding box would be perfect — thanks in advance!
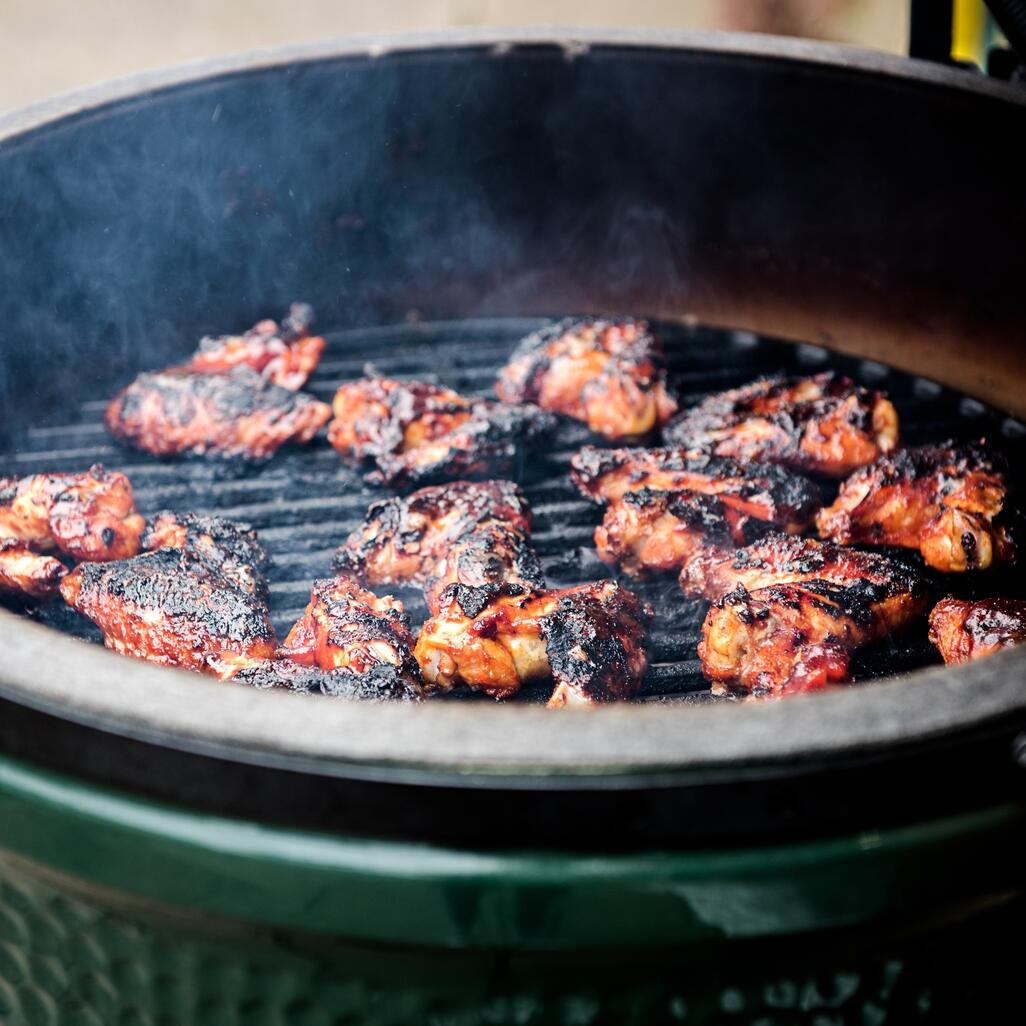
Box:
[4,317,1024,703]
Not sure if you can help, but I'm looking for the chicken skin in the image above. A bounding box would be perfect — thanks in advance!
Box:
[495,318,678,441]
[817,442,1013,572]
[414,580,650,707]
[682,535,928,696]
[0,539,66,601]
[663,372,899,477]
[278,576,423,694]
[142,511,271,600]
[0,465,145,564]
[184,303,325,390]
[333,480,544,612]
[61,547,278,677]
[928,597,1026,665]
[595,489,766,577]
[571,446,821,529]
[328,376,554,488]
[106,365,331,459]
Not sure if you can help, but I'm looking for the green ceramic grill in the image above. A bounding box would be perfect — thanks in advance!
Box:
[1,27,1026,1025]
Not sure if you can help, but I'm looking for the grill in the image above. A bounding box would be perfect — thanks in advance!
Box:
[5,315,1023,703]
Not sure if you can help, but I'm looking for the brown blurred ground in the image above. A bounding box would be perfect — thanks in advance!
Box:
[0,0,907,114]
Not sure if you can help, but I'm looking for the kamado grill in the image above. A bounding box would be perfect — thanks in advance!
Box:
[1,24,1026,1025]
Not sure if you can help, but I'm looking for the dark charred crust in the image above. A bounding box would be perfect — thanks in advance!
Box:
[68,548,275,646]
[230,659,421,701]
[443,581,527,618]
[540,581,649,702]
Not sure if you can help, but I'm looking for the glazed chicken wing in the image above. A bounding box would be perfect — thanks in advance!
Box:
[184,303,325,390]
[142,511,271,599]
[596,489,763,577]
[61,547,278,676]
[0,464,144,564]
[106,365,331,459]
[571,446,820,529]
[928,597,1026,665]
[333,480,544,612]
[682,535,928,696]
[0,539,66,601]
[414,580,650,707]
[816,441,1013,572]
[495,318,678,441]
[328,376,554,488]
[663,372,899,477]
[278,576,423,694]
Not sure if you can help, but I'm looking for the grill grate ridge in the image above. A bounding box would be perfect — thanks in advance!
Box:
[3,317,1023,703]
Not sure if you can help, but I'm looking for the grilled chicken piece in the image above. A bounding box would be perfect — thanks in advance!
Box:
[184,303,325,390]
[278,576,423,693]
[683,535,928,696]
[928,597,1026,665]
[333,480,544,612]
[106,365,330,459]
[663,372,899,477]
[0,465,145,564]
[414,580,650,707]
[143,511,270,599]
[0,539,66,600]
[61,547,277,676]
[571,446,820,528]
[495,318,678,441]
[225,657,422,701]
[596,489,766,577]
[816,441,1013,572]
[328,376,554,488]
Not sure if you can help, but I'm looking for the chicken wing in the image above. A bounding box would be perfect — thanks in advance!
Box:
[682,535,928,696]
[332,480,544,612]
[571,446,821,529]
[184,303,325,390]
[328,376,554,488]
[0,465,144,563]
[414,580,650,707]
[278,576,423,694]
[928,597,1026,665]
[0,539,66,601]
[142,511,270,599]
[816,441,1013,572]
[595,489,762,577]
[61,547,278,676]
[663,372,899,477]
[495,318,678,440]
[106,365,331,459]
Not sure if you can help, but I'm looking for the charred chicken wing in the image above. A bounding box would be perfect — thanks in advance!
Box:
[571,446,820,529]
[61,547,278,676]
[333,480,544,612]
[816,441,1013,572]
[682,535,928,696]
[0,465,145,564]
[184,303,325,390]
[664,372,899,477]
[142,511,271,599]
[928,597,1026,665]
[0,539,66,600]
[106,365,331,459]
[225,656,422,701]
[414,580,650,707]
[328,376,554,488]
[278,576,423,694]
[495,318,678,440]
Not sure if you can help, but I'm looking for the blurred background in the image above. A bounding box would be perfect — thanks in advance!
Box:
[0,0,996,114]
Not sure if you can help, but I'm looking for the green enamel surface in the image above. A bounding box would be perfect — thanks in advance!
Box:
[0,755,1023,950]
